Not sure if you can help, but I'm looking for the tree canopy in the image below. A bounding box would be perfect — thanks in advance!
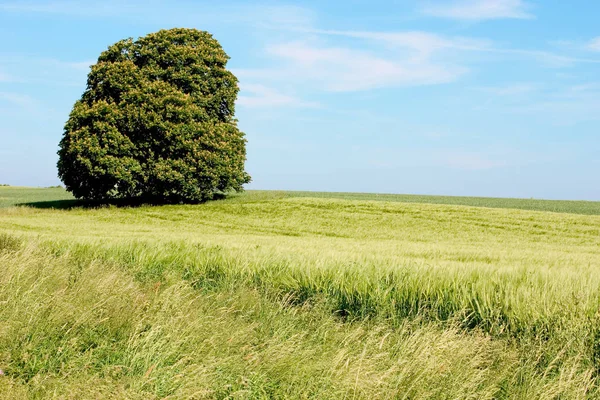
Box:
[58,28,251,203]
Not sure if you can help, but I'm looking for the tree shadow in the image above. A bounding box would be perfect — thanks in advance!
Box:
[18,199,87,210]
[18,193,228,210]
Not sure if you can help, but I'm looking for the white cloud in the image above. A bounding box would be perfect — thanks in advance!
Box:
[362,146,533,171]
[475,82,600,125]
[463,46,600,68]
[475,83,537,96]
[444,151,507,170]
[237,84,318,108]
[0,1,137,16]
[549,38,600,55]
[250,5,315,30]
[586,37,600,52]
[0,3,469,93]
[0,92,36,108]
[310,29,492,54]
[0,1,315,30]
[311,28,600,68]
[238,41,466,93]
[422,0,533,21]
[516,99,600,124]
[0,70,13,82]
[499,49,579,68]
[566,82,600,93]
[45,59,94,71]
[0,55,93,86]
[237,23,600,96]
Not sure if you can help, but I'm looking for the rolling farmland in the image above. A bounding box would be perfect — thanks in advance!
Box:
[1,187,600,398]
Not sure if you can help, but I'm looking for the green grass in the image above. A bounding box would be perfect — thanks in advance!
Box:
[2,186,600,215]
[254,190,600,216]
[6,240,586,399]
[1,187,600,398]
[0,186,74,208]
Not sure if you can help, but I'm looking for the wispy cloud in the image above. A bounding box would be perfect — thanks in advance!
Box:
[0,70,13,82]
[548,37,600,57]
[32,58,94,72]
[235,14,600,100]
[309,29,492,54]
[586,37,600,52]
[566,82,600,93]
[237,83,318,108]
[242,27,600,97]
[303,27,600,71]
[475,83,537,96]
[0,1,117,15]
[0,55,92,86]
[421,0,533,21]
[516,99,600,124]
[443,151,508,170]
[0,1,315,31]
[493,48,586,67]
[237,37,468,93]
[0,92,36,108]
[363,146,538,171]
[475,82,600,125]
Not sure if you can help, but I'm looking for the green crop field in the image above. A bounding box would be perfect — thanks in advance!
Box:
[2,185,600,215]
[1,186,600,399]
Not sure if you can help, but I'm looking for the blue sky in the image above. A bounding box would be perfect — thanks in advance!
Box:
[0,0,599,200]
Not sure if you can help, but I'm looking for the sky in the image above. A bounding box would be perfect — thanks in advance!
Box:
[0,0,599,200]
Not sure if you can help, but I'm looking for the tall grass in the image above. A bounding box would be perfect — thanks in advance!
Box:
[41,238,600,363]
[0,238,597,399]
[1,189,600,397]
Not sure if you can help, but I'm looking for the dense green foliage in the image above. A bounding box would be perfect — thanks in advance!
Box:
[57,28,250,203]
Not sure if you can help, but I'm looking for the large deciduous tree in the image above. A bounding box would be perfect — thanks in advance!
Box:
[58,28,251,203]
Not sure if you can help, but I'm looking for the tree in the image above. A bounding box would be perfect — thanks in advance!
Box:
[58,28,251,203]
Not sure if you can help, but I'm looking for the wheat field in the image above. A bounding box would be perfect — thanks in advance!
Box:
[1,187,600,398]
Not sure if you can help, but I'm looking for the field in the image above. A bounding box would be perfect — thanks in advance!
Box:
[1,186,600,399]
[2,185,600,215]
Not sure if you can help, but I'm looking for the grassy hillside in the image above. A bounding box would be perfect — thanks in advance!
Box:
[1,239,563,399]
[262,190,600,216]
[0,186,74,208]
[1,186,600,215]
[1,187,600,398]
